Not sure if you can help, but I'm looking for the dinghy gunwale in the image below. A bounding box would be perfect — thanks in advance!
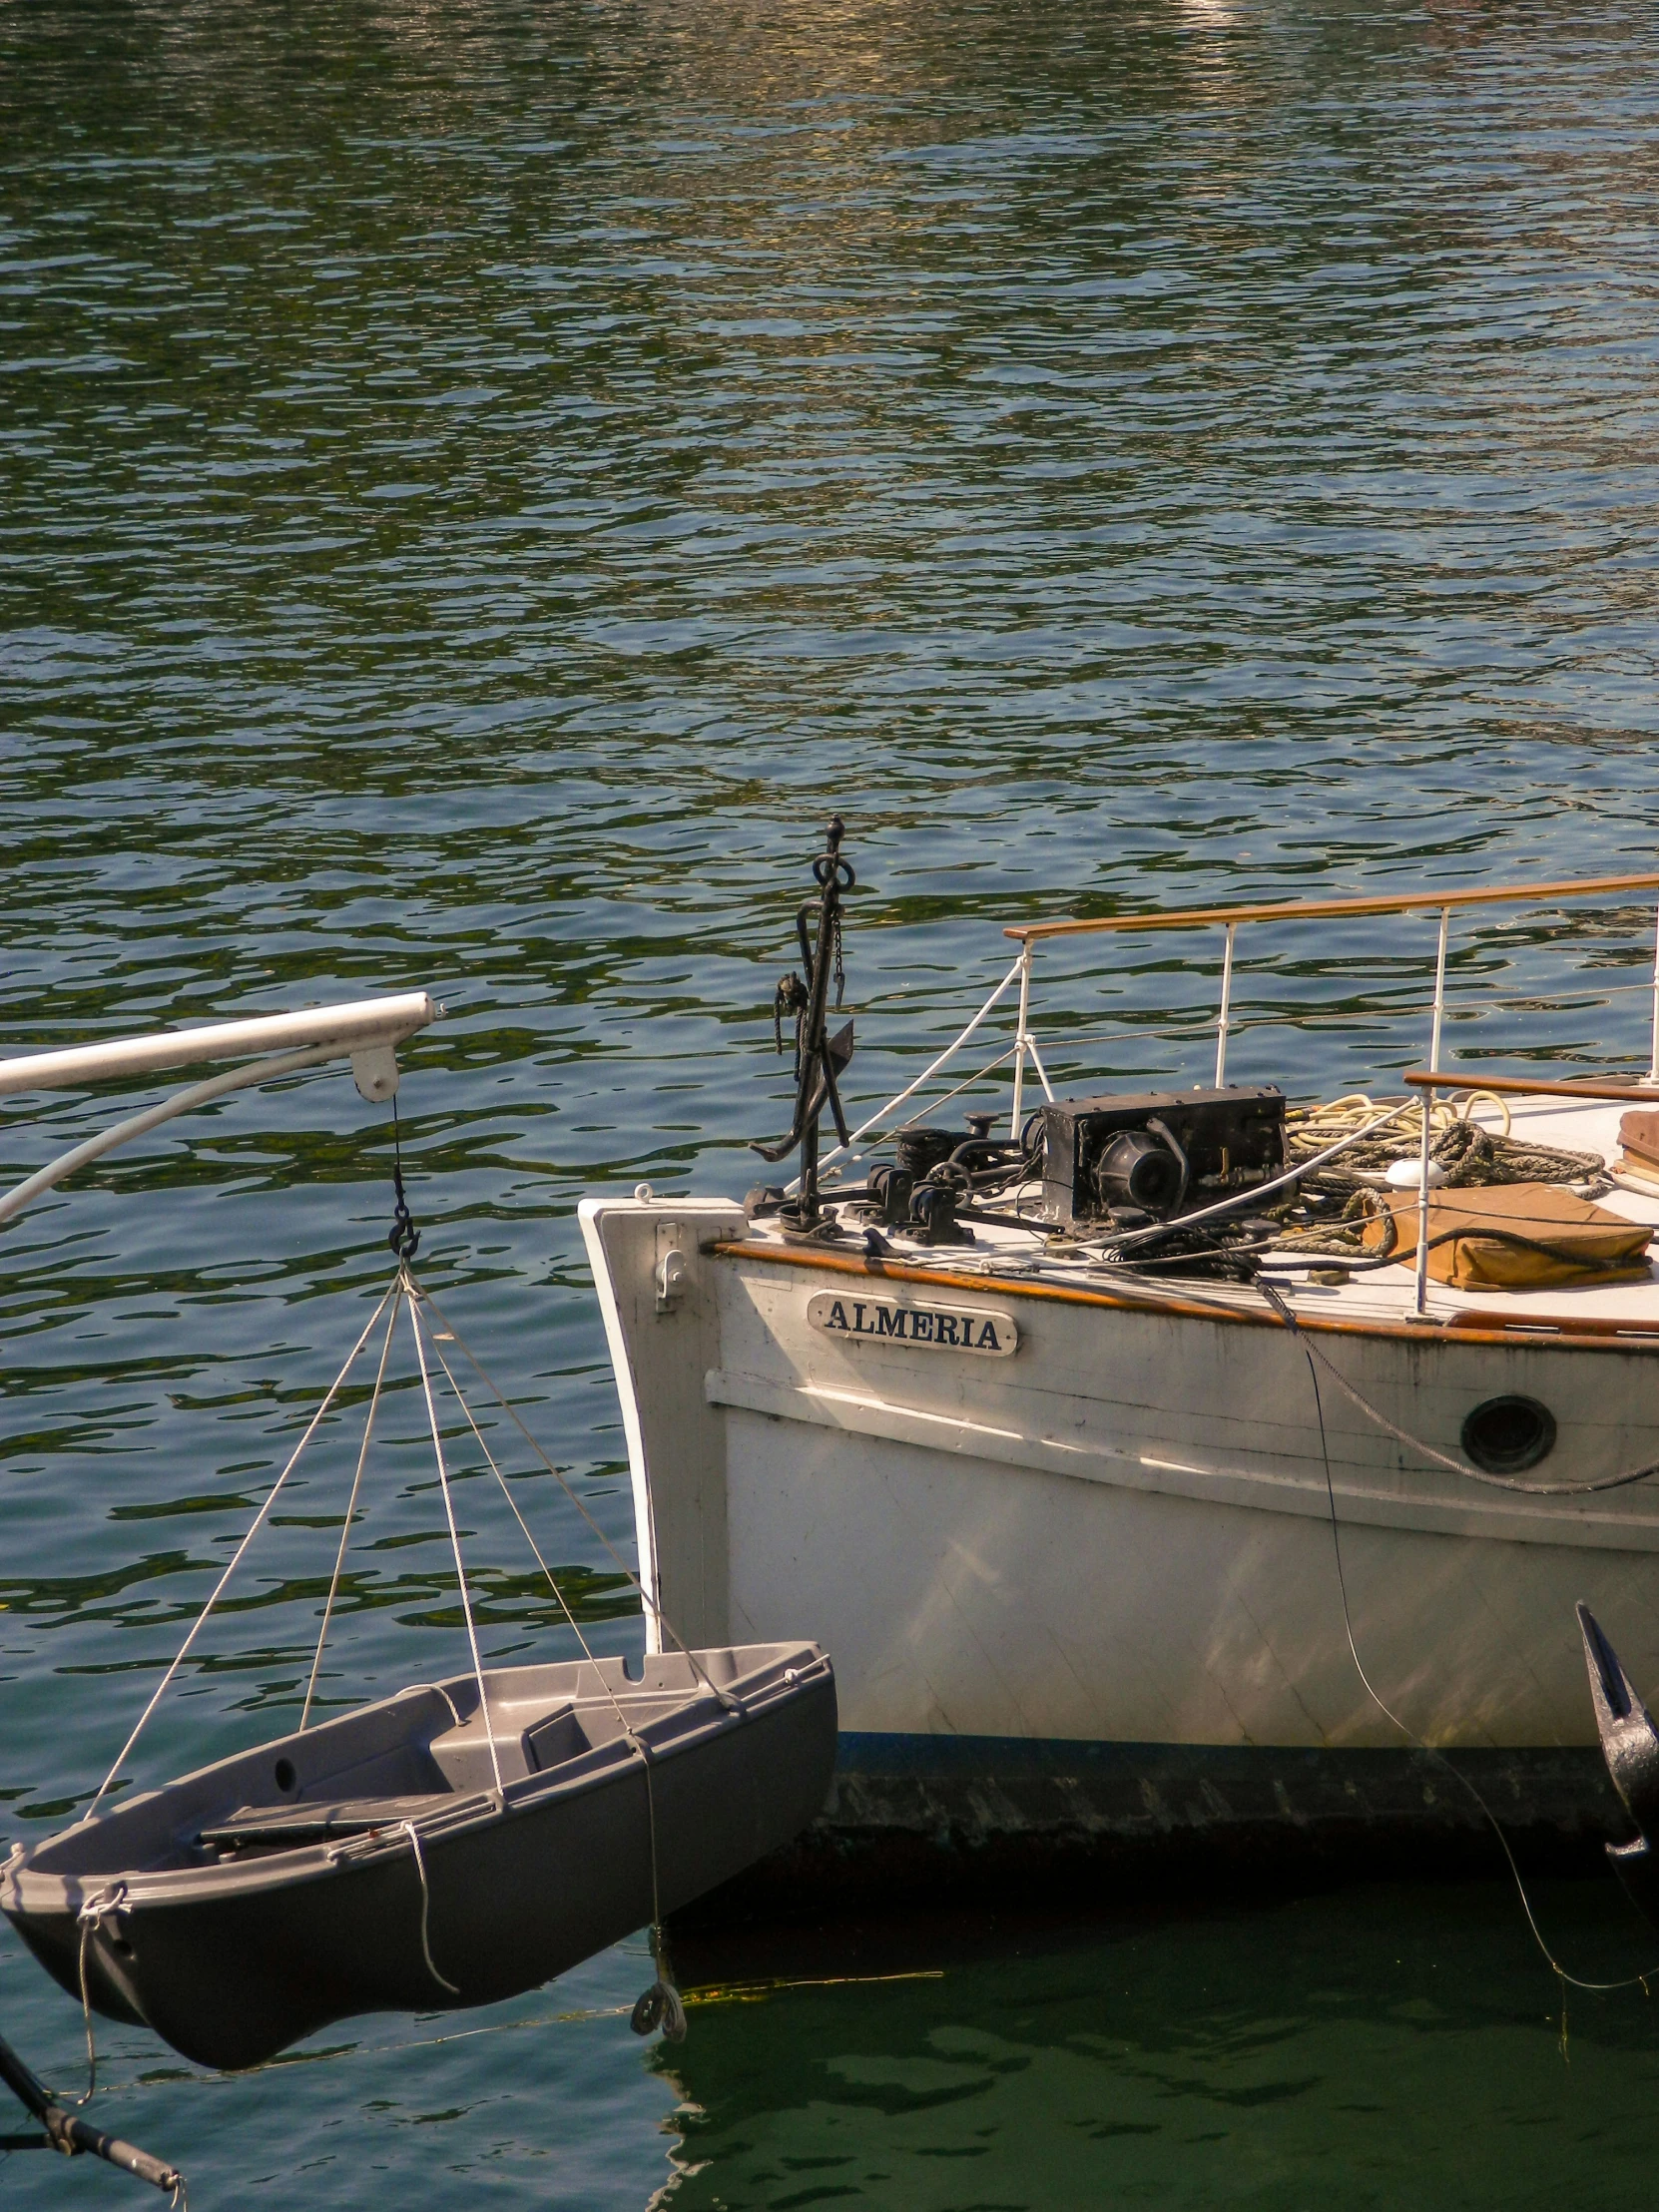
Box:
[2,1641,829,1912]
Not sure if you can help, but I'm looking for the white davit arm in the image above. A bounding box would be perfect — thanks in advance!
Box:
[0,991,436,1097]
[0,991,439,1230]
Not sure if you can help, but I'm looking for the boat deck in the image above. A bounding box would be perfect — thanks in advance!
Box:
[742,1094,1659,1343]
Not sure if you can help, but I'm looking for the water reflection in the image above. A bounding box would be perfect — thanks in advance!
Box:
[4,0,1659,2200]
[661,1886,1659,2209]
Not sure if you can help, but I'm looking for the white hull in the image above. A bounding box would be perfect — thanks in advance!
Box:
[581,1191,1659,1850]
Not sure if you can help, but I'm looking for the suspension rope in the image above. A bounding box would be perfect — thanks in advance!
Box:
[300,1283,404,1730]
[405,1281,504,1802]
[421,1333,687,2040]
[410,1279,740,1712]
[70,1886,126,2107]
[95,1278,401,1806]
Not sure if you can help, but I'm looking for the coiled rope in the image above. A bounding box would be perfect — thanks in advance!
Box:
[1271,1092,1613,1260]
[1285,1092,1606,1194]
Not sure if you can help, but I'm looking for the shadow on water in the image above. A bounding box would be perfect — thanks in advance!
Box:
[660,1879,1659,2211]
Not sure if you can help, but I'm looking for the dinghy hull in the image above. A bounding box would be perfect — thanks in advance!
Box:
[2,1643,834,2071]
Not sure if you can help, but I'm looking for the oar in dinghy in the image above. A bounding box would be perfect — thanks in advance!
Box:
[1,1272,836,2073]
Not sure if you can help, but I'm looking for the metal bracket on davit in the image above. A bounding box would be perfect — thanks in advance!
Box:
[1577,1601,1659,1933]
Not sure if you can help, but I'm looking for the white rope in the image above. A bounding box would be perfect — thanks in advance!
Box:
[399,1820,459,1995]
[95,1278,401,1806]
[70,1885,126,2107]
[405,1284,504,1802]
[423,1343,606,1668]
[300,1284,403,1730]
[412,1279,739,1712]
[423,1331,688,2043]
[422,1335,651,1743]
[806,953,1025,1181]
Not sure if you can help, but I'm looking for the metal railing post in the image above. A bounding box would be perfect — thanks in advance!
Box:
[1414,1087,1433,1318]
[1010,942,1033,1139]
[1428,905,1449,1074]
[1214,923,1236,1088]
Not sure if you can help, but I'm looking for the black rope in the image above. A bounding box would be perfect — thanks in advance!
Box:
[387,1099,420,1262]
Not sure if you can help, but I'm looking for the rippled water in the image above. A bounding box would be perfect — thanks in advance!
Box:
[5,0,1659,2202]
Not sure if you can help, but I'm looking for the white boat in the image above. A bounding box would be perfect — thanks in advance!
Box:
[581,840,1659,1872]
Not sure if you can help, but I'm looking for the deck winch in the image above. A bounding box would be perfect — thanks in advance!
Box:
[1040,1086,1287,1227]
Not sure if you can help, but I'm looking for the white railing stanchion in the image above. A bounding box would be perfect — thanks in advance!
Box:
[1429,906,1449,1074]
[1414,1087,1433,1319]
[1648,901,1659,1086]
[1214,923,1236,1088]
[1010,943,1033,1139]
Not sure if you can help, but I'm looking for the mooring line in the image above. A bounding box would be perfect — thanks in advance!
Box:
[1259,1277,1659,2017]
[82,1969,950,2093]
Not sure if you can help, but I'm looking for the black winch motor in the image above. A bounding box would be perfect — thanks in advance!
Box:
[1040,1086,1285,1227]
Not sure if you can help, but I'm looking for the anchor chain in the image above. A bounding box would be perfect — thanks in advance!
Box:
[774,971,810,1075]
[387,1102,420,1261]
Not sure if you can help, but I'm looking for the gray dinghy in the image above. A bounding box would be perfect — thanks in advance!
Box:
[1,1642,834,2072]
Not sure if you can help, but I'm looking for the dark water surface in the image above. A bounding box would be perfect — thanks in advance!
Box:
[5,0,1659,2202]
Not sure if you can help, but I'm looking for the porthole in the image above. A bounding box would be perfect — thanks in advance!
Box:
[1461,1394,1556,1475]
[273,1757,297,1795]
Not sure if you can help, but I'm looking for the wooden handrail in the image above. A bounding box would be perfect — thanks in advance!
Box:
[1403,1070,1659,1104]
[1002,870,1659,943]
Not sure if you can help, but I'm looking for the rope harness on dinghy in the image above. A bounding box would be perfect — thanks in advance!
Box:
[70,1884,127,2109]
[398,1821,458,1997]
[93,1280,406,1810]
[416,1305,688,2040]
[88,1248,705,2044]
[300,1290,402,1733]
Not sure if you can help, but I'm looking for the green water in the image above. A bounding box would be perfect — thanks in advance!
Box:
[5,0,1659,2202]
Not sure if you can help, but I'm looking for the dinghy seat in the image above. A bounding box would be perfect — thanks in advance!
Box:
[197,1795,458,1859]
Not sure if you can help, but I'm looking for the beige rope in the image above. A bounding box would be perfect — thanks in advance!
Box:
[300,1284,403,1730]
[96,1278,401,1805]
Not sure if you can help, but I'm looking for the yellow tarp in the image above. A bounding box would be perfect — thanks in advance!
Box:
[1362,1181,1653,1289]
[1620,1109,1659,1172]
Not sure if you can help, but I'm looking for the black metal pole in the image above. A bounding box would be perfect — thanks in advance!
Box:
[792,817,848,1227]
[0,2028,181,2195]
[752,817,855,1219]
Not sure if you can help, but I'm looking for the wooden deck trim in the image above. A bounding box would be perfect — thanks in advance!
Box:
[1002,869,1659,943]
[1404,1070,1658,1104]
[708,1240,1659,1354]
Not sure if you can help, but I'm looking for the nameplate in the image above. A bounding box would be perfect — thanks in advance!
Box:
[807,1291,1018,1357]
